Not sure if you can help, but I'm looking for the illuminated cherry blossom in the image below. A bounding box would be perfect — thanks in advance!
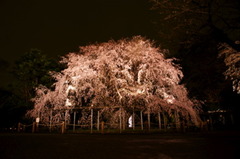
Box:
[28,36,201,126]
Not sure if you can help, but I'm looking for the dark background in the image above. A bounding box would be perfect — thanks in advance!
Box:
[0,0,154,61]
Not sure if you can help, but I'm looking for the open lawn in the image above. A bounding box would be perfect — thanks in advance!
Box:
[0,131,239,159]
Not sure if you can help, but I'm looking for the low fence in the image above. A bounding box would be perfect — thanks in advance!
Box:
[16,112,233,134]
[17,120,200,134]
[17,108,233,134]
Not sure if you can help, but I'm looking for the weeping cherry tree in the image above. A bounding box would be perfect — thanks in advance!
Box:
[27,36,202,127]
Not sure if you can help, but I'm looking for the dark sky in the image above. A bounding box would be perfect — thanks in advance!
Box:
[0,0,155,64]
[0,0,157,87]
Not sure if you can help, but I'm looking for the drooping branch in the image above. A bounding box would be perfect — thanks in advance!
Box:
[28,36,202,126]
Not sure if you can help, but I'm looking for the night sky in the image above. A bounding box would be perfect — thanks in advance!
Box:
[0,0,156,87]
[0,0,154,63]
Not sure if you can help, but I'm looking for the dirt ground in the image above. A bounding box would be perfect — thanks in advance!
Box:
[0,131,239,159]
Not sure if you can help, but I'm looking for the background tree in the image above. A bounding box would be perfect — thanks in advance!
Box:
[12,49,62,104]
[150,0,240,54]
[0,49,64,127]
[0,88,25,128]
[28,36,202,126]
[219,41,240,94]
[218,41,240,126]
[149,0,240,112]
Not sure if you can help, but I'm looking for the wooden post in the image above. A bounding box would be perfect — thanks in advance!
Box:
[61,122,65,134]
[18,122,21,132]
[209,115,213,131]
[175,111,180,131]
[158,112,161,130]
[91,108,93,134]
[186,114,190,130]
[140,110,143,130]
[200,116,204,131]
[119,108,122,133]
[101,121,104,134]
[163,112,167,131]
[123,111,126,130]
[97,111,100,131]
[132,110,135,130]
[23,125,26,132]
[148,109,151,131]
[49,110,52,132]
[64,110,68,130]
[73,111,76,132]
[182,120,186,132]
[35,117,39,133]
[32,122,35,133]
[222,115,226,125]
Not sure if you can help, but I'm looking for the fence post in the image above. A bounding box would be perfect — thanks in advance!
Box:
[175,111,180,131]
[23,125,26,132]
[73,111,76,132]
[133,109,135,130]
[97,111,100,131]
[61,122,65,134]
[49,110,52,132]
[91,108,93,134]
[163,112,167,131]
[64,110,68,130]
[140,110,143,130]
[182,120,186,132]
[186,114,190,130]
[209,115,213,131]
[123,111,126,130]
[32,122,35,133]
[101,121,104,134]
[148,109,151,131]
[119,107,122,133]
[18,122,21,132]
[158,112,162,130]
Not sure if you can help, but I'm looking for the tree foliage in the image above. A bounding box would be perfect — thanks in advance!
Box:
[149,0,240,111]
[28,36,201,126]
[150,0,240,54]
[0,88,26,128]
[219,41,240,94]
[12,49,62,104]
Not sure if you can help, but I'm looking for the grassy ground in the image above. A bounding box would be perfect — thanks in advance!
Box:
[0,131,239,159]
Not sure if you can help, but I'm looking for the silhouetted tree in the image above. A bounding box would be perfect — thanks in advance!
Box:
[149,0,240,111]
[150,0,240,54]
[12,49,63,109]
[219,41,240,94]
[0,88,26,128]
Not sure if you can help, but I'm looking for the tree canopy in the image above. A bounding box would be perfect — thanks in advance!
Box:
[28,36,201,126]
[150,0,240,54]
[12,49,62,104]
[219,42,240,94]
[149,0,240,111]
